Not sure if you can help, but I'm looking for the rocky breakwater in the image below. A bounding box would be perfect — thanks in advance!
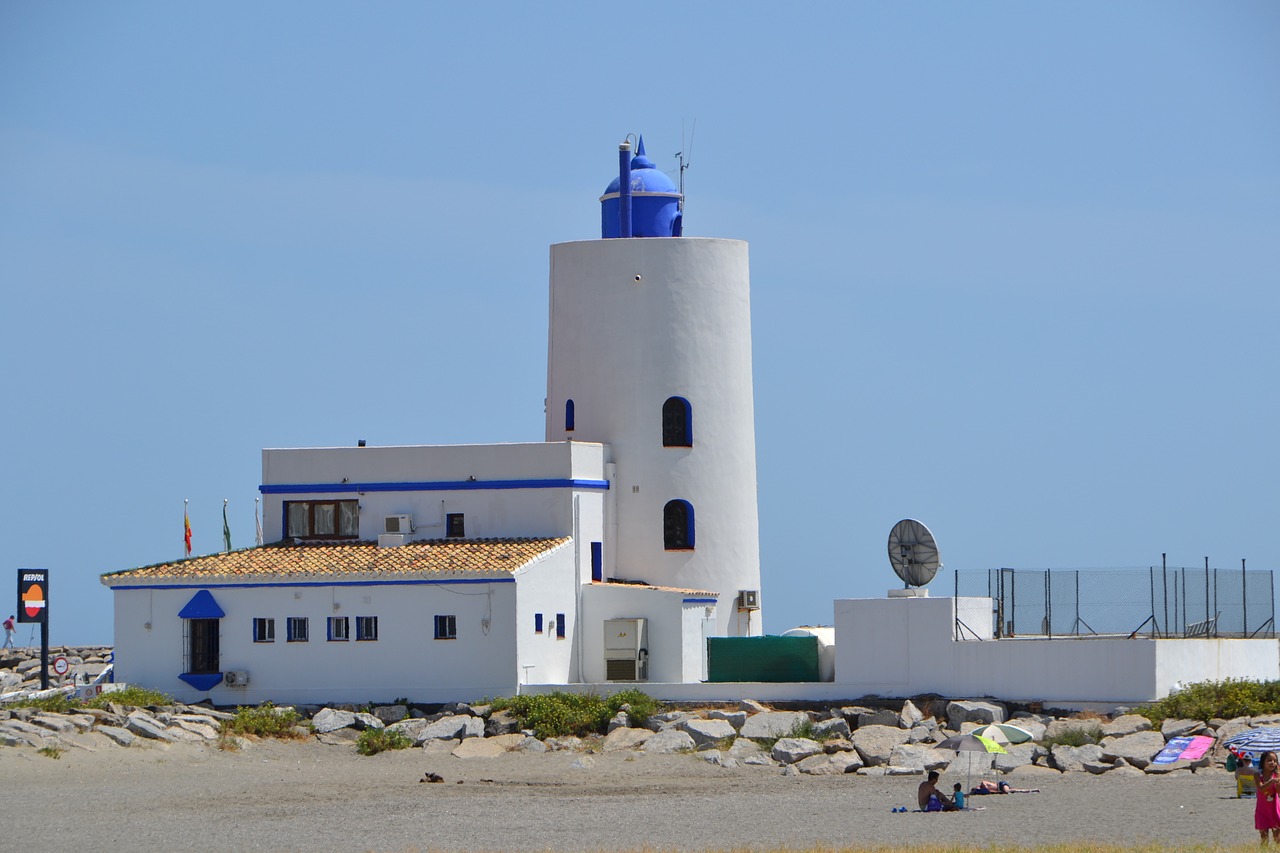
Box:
[2,654,1276,780]
[0,646,112,695]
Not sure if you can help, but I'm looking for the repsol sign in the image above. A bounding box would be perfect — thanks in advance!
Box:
[17,568,48,623]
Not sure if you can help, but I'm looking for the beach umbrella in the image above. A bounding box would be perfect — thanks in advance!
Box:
[1224,727,1280,759]
[936,733,1008,793]
[969,723,1034,745]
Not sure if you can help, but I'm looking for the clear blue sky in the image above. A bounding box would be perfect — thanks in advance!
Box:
[2,2,1276,646]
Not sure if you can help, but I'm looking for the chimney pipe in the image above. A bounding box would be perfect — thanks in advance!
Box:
[618,141,632,238]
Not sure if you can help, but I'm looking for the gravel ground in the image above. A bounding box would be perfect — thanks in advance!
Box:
[1,738,1259,852]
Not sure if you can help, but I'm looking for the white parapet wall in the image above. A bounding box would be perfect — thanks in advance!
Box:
[834,596,1279,705]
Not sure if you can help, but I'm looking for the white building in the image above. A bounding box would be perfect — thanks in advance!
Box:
[101,136,1275,708]
[102,137,763,705]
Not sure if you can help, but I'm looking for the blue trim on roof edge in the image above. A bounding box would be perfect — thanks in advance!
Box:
[113,577,517,592]
[179,672,223,691]
[260,478,610,495]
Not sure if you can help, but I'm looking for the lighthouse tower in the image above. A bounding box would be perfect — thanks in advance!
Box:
[545,137,763,636]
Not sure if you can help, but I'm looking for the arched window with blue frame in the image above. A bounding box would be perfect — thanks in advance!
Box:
[662,396,692,447]
[565,399,575,432]
[663,499,695,550]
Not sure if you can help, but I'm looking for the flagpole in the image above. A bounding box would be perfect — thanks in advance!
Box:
[223,498,231,553]
[255,496,264,547]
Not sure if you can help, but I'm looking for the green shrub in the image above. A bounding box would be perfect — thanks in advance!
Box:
[356,727,413,755]
[220,702,304,739]
[489,689,661,739]
[37,745,64,759]
[605,688,659,727]
[1137,678,1280,725]
[3,684,172,713]
[5,693,79,713]
[84,686,172,709]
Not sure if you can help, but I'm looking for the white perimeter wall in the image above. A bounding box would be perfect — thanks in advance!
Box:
[260,441,606,543]
[835,596,1280,704]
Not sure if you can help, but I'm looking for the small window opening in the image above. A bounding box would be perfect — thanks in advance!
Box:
[662,397,692,447]
[663,499,695,550]
[434,614,457,639]
[446,513,465,538]
[565,399,575,431]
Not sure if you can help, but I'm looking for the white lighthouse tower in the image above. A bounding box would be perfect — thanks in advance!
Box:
[545,137,763,636]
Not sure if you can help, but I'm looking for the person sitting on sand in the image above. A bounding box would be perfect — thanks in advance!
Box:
[970,779,1040,794]
[918,771,958,812]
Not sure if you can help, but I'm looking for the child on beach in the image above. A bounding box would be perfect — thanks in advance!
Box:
[952,783,966,810]
[1256,751,1280,845]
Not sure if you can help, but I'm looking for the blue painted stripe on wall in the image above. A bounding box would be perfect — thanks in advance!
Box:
[683,597,718,604]
[113,577,516,592]
[259,478,610,495]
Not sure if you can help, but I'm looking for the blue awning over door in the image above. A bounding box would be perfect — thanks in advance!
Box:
[178,589,225,619]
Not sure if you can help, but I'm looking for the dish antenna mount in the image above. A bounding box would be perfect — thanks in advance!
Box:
[887,519,942,588]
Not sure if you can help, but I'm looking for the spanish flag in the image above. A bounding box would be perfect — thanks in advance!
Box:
[184,503,192,556]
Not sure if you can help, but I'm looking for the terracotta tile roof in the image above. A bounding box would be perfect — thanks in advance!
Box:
[101,538,571,585]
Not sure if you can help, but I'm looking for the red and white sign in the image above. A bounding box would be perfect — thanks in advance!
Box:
[17,569,48,624]
[51,656,69,676]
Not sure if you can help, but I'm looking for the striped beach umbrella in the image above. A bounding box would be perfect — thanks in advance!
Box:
[970,723,1035,745]
[1223,727,1280,758]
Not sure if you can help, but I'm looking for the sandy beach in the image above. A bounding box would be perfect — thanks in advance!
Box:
[1,737,1260,852]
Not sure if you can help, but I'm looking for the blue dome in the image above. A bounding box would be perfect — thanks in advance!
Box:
[600,135,682,239]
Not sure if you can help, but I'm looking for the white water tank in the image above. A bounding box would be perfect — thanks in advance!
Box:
[781,626,835,682]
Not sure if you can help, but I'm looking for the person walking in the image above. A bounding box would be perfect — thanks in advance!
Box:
[2,615,15,651]
[1256,751,1280,845]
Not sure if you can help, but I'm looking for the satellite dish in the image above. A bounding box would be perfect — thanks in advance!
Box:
[888,519,942,588]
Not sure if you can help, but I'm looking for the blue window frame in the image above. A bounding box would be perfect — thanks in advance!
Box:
[555,613,566,639]
[253,617,275,643]
[535,613,543,633]
[590,541,603,582]
[327,616,349,641]
[565,399,575,431]
[287,616,309,642]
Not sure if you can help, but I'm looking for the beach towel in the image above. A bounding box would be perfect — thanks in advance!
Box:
[1152,735,1214,765]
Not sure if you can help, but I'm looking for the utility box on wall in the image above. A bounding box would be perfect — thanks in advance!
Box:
[603,618,648,681]
[706,635,819,682]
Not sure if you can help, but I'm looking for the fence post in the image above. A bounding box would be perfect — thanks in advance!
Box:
[1162,553,1168,640]
[1045,571,1052,638]
[1204,557,1210,637]
[1149,565,1157,637]
[1242,558,1247,638]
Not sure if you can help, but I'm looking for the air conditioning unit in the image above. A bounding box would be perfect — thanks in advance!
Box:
[384,514,413,535]
[223,670,250,687]
[737,589,760,611]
